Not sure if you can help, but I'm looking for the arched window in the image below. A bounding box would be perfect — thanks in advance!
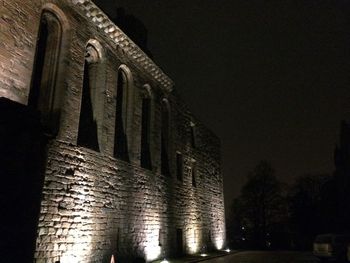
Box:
[176,152,183,181]
[161,98,170,176]
[191,160,197,187]
[114,66,131,161]
[77,43,103,152]
[190,121,196,148]
[28,10,63,136]
[140,85,152,169]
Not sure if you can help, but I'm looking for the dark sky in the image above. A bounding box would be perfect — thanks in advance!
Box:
[94,0,350,213]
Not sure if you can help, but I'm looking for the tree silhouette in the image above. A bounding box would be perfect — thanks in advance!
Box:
[228,161,287,249]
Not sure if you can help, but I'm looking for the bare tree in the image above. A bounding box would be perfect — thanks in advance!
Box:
[228,161,287,249]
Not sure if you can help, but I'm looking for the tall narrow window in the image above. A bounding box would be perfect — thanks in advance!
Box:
[190,122,196,148]
[176,152,183,181]
[191,160,197,187]
[176,228,183,256]
[158,229,163,246]
[141,93,152,169]
[29,11,63,136]
[161,99,170,176]
[77,44,100,151]
[114,67,129,161]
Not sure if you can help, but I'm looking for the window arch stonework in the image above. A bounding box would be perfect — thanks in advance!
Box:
[28,4,71,139]
[77,41,105,152]
[114,65,134,162]
[28,10,63,136]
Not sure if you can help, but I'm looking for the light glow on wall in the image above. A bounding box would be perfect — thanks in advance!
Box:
[59,231,93,262]
[145,242,161,262]
[144,220,161,262]
[187,227,200,254]
[56,177,94,263]
[211,217,226,251]
[214,236,224,250]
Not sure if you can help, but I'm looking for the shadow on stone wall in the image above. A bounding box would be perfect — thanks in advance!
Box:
[0,98,47,263]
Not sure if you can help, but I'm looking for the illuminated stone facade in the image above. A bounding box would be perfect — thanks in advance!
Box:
[0,0,225,262]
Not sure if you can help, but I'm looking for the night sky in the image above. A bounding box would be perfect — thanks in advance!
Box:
[94,0,350,214]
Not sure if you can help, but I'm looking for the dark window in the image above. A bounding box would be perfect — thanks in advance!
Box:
[141,97,152,169]
[114,69,129,161]
[176,228,183,256]
[191,161,197,187]
[176,152,183,181]
[161,100,170,176]
[29,11,63,136]
[190,122,196,148]
[77,45,100,151]
[158,229,162,246]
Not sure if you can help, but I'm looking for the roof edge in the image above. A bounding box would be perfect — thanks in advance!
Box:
[71,0,174,92]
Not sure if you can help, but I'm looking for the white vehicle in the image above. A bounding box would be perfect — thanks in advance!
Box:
[313,234,350,262]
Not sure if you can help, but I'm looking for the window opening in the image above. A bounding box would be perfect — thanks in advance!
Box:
[141,96,152,169]
[191,161,197,187]
[29,11,63,136]
[114,68,129,161]
[77,44,100,151]
[190,122,196,148]
[176,152,183,181]
[161,99,170,176]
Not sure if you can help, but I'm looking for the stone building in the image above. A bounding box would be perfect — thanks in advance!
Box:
[0,0,225,262]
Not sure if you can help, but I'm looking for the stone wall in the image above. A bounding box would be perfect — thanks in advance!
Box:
[0,0,225,262]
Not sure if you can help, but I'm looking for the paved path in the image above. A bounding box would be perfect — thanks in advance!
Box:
[200,251,319,263]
